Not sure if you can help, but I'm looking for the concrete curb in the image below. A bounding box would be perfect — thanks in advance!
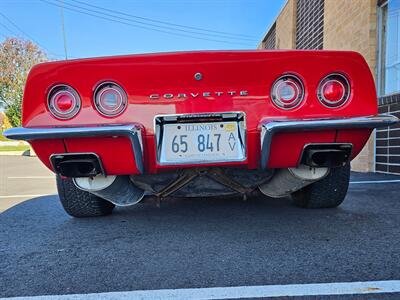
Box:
[0,141,29,146]
[0,151,25,156]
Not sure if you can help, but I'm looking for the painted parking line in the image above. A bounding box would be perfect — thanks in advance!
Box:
[1,280,400,300]
[7,176,55,179]
[350,179,400,184]
[0,194,52,199]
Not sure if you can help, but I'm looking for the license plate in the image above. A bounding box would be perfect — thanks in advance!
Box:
[159,121,246,164]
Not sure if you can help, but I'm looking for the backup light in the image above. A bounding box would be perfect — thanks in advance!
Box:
[94,82,127,117]
[271,75,304,110]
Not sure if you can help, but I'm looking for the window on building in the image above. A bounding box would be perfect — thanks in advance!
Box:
[378,0,400,96]
[295,0,324,50]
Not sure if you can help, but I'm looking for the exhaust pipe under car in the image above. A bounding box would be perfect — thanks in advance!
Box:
[73,175,145,206]
[259,164,329,198]
[53,144,352,204]
[259,144,352,198]
[51,153,145,206]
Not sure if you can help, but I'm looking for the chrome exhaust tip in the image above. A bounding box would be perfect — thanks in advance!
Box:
[50,153,104,177]
[301,143,352,168]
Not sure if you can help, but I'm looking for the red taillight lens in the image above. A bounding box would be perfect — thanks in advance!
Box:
[55,93,74,111]
[318,74,350,108]
[94,82,127,117]
[48,85,81,119]
[271,75,304,109]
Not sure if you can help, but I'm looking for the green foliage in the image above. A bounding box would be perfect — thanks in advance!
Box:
[5,100,22,127]
[0,38,47,127]
[1,112,12,130]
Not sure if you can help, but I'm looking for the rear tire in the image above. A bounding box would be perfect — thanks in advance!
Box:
[56,175,115,217]
[291,164,350,208]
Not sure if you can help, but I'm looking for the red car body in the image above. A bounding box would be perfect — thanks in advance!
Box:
[4,50,399,216]
[16,50,388,172]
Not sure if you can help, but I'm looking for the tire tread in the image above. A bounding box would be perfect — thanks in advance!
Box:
[292,164,350,208]
[56,175,115,217]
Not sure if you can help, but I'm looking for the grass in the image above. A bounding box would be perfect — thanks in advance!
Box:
[0,130,10,142]
[0,129,30,152]
[0,145,30,152]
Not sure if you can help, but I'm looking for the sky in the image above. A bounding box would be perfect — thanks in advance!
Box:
[0,0,284,60]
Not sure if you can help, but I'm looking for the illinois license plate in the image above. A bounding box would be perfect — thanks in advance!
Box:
[159,121,246,164]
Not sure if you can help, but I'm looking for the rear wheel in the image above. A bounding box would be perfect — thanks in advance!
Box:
[291,164,350,208]
[56,175,115,217]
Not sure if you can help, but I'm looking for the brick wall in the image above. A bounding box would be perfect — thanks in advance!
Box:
[275,0,296,49]
[295,0,324,49]
[376,94,400,174]
[324,0,378,73]
[259,0,381,172]
[324,0,378,172]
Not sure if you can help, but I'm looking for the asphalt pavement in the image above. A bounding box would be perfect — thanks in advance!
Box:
[0,156,400,299]
[0,155,56,212]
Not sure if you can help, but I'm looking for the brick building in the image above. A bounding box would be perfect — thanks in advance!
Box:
[259,0,400,174]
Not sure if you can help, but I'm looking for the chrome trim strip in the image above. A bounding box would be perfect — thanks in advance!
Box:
[3,124,144,174]
[260,114,399,169]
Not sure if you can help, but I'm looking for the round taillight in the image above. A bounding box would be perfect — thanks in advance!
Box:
[48,85,81,119]
[271,75,304,109]
[318,74,350,108]
[94,82,127,117]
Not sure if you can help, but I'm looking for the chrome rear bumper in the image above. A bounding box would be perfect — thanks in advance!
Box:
[260,114,399,168]
[3,124,144,173]
[4,114,398,172]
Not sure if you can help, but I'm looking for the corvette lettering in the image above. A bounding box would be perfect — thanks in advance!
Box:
[149,90,248,100]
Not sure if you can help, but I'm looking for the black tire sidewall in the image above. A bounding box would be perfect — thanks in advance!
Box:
[292,164,351,208]
[56,175,115,217]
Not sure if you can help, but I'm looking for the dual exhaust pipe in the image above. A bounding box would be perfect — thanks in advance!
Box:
[51,153,145,206]
[259,143,352,198]
[51,143,352,178]
[50,143,351,205]
[50,144,352,178]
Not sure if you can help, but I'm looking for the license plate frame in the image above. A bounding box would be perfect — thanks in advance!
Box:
[155,112,246,165]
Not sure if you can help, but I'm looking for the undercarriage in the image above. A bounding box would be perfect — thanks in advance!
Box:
[72,164,330,207]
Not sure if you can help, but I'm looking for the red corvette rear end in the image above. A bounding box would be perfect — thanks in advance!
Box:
[5,50,398,217]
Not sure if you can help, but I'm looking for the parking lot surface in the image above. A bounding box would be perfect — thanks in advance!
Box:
[0,155,56,212]
[0,156,399,299]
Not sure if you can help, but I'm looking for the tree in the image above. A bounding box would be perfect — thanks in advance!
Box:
[1,112,12,130]
[0,38,47,127]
